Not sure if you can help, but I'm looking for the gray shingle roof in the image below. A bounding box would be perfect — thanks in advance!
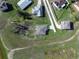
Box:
[35,25,48,35]
[60,21,71,29]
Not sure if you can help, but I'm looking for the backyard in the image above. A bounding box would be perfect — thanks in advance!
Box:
[0,0,78,49]
[13,36,77,59]
[0,0,79,59]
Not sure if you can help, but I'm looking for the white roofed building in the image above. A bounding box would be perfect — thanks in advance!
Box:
[52,0,69,9]
[73,1,79,12]
[35,25,48,35]
[32,0,43,17]
[17,0,32,10]
[60,21,72,30]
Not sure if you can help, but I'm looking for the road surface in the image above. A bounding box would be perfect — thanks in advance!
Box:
[43,0,56,32]
[44,0,61,29]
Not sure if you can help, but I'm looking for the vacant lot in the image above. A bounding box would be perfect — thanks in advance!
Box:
[0,0,79,49]
[0,0,78,59]
[13,37,77,59]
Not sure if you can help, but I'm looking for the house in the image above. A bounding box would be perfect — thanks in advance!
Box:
[0,1,8,11]
[52,0,69,9]
[35,25,48,35]
[73,1,79,12]
[17,0,32,10]
[32,0,43,17]
[32,5,43,17]
[60,21,73,30]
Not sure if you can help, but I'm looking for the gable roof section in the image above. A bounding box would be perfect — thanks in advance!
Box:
[60,21,71,29]
[17,0,32,10]
[32,5,43,16]
[73,1,79,11]
[53,0,67,8]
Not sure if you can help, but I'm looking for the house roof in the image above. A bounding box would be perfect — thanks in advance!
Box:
[60,21,71,29]
[32,5,43,16]
[17,0,32,10]
[32,0,43,17]
[35,25,48,35]
[53,0,67,8]
[0,1,8,11]
[73,1,79,11]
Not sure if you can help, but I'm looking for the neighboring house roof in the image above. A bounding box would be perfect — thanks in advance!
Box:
[17,0,32,10]
[35,25,48,35]
[0,1,8,11]
[53,0,68,9]
[73,1,79,11]
[60,21,71,30]
[32,0,43,17]
[32,6,43,17]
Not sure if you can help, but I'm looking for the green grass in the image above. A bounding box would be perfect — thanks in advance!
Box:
[0,0,78,49]
[0,38,8,59]
[0,0,78,59]
[13,37,77,59]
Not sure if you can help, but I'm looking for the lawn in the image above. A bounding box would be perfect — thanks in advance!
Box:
[13,37,77,59]
[1,20,79,49]
[0,38,8,59]
[0,0,78,59]
[0,0,79,49]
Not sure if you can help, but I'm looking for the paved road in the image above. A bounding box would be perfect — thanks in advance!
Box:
[45,0,61,29]
[43,0,56,32]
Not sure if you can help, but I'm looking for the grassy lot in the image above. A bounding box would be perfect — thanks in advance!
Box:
[0,38,8,59]
[1,21,78,49]
[13,37,77,59]
[0,0,78,59]
[0,0,79,49]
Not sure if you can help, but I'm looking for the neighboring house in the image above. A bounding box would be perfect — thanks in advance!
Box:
[32,0,43,17]
[17,0,32,10]
[0,1,8,11]
[60,21,73,30]
[35,25,48,35]
[52,0,69,9]
[73,1,79,12]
